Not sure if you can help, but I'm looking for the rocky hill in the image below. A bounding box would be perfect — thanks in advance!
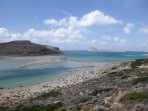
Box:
[0,40,62,56]
[88,47,98,52]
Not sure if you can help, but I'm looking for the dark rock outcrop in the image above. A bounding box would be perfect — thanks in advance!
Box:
[0,40,62,56]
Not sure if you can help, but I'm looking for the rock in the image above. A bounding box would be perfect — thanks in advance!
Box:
[104,97,111,104]
[97,93,101,97]
[79,92,84,96]
[133,104,148,111]
[110,103,125,111]
[92,105,109,111]
[81,105,93,111]
[0,40,62,56]
[66,104,78,111]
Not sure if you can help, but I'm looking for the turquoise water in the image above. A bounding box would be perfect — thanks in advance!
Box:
[0,51,148,88]
[62,51,148,62]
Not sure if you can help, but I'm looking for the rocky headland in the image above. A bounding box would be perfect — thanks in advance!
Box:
[0,40,62,56]
[0,59,148,111]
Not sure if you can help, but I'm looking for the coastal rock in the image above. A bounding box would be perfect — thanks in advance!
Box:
[0,40,62,56]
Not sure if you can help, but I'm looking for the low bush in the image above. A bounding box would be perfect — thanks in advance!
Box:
[33,90,61,100]
[80,98,90,103]
[15,102,63,111]
[121,75,129,79]
[125,92,148,101]
[0,106,9,110]
[109,72,118,75]
[111,67,117,70]
[131,60,142,69]
[133,76,148,85]
[89,88,113,96]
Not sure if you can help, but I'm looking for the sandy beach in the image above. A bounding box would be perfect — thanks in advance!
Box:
[0,56,148,111]
[0,57,122,106]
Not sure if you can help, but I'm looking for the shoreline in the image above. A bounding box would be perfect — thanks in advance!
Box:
[0,60,123,105]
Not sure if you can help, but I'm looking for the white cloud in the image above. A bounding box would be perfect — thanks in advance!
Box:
[0,27,84,44]
[0,28,11,38]
[123,23,135,34]
[22,27,83,43]
[101,35,127,45]
[80,10,122,26]
[43,19,58,26]
[0,10,124,46]
[113,37,127,44]
[92,39,97,43]
[102,35,112,41]
[44,10,122,27]
[139,27,148,34]
[42,10,122,45]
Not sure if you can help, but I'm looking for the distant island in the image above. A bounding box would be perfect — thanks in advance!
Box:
[88,47,147,52]
[88,47,98,52]
[88,47,125,52]
[0,40,62,56]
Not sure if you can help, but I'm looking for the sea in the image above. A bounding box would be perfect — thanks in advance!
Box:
[0,51,148,88]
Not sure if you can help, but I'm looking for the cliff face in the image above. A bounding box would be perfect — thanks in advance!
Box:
[0,40,62,56]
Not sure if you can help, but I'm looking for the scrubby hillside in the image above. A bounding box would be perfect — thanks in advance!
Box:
[0,59,148,111]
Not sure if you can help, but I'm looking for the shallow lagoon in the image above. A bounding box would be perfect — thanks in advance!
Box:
[0,51,148,88]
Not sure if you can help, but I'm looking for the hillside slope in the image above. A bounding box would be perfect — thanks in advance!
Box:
[0,40,62,56]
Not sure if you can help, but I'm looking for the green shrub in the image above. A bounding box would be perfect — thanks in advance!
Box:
[139,73,148,77]
[109,71,124,77]
[133,76,148,85]
[80,98,90,103]
[131,60,142,69]
[116,73,124,76]
[0,106,9,110]
[45,102,63,111]
[15,102,63,111]
[89,88,113,96]
[126,92,148,101]
[121,69,132,72]
[109,72,118,75]
[89,89,99,96]
[121,75,129,79]
[34,90,61,100]
[111,67,117,70]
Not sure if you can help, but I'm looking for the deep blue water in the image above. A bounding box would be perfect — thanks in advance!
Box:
[0,51,148,88]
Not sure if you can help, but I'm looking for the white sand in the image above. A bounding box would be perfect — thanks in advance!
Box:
[0,60,121,105]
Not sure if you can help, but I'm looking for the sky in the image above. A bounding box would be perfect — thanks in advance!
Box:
[0,0,148,51]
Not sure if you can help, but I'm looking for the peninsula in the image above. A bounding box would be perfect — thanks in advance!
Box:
[0,40,62,56]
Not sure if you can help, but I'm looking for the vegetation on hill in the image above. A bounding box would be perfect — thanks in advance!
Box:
[0,40,62,56]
